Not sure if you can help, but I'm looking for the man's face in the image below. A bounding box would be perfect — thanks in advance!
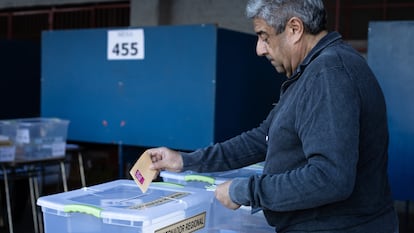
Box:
[253,18,292,76]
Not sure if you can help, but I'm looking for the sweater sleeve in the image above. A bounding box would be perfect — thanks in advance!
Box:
[180,108,277,172]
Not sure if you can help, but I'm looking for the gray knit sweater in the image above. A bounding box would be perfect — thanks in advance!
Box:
[181,32,398,233]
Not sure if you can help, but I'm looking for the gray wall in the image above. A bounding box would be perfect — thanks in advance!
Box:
[0,0,120,8]
[130,0,253,34]
[1,0,254,34]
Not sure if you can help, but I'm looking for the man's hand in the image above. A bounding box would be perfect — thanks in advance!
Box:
[147,147,183,173]
[215,180,241,210]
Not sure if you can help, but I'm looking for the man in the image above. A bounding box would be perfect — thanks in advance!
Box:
[147,0,399,232]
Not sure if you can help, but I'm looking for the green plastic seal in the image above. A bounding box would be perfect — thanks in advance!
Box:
[64,204,102,218]
[184,174,215,185]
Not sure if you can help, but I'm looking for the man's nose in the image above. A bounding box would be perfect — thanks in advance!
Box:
[256,40,266,56]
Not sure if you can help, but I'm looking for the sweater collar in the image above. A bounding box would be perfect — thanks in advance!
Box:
[294,31,342,76]
[280,31,342,93]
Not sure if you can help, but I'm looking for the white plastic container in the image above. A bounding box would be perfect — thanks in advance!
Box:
[160,163,274,233]
[0,120,17,161]
[14,117,69,159]
[37,179,212,233]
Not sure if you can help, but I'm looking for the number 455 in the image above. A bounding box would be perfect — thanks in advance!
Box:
[112,42,138,56]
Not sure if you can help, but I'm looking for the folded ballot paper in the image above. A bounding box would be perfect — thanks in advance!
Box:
[129,151,157,193]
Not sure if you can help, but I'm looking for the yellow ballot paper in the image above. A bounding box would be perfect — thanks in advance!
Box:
[129,151,157,193]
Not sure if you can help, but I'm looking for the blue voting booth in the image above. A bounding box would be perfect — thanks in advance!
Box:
[41,24,285,175]
[367,21,414,200]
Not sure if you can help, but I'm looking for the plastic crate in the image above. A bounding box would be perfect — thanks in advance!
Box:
[0,120,17,161]
[14,118,69,159]
[37,179,212,233]
[160,163,274,233]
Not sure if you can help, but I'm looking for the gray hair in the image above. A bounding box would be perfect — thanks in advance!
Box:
[246,0,327,34]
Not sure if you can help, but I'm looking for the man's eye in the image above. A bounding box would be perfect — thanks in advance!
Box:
[258,34,269,44]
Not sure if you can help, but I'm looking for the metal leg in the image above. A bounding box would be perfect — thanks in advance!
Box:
[118,142,123,178]
[404,200,410,232]
[29,176,39,233]
[78,152,86,187]
[66,144,86,188]
[60,161,68,192]
[1,165,13,233]
[33,177,43,233]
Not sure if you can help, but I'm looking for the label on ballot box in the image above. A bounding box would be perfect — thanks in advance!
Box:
[37,179,212,233]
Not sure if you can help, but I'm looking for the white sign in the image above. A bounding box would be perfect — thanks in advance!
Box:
[155,212,206,233]
[107,29,145,60]
[16,129,30,144]
[52,142,66,156]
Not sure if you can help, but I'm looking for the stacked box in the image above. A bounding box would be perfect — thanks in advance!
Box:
[160,163,274,233]
[37,179,213,233]
[0,120,17,161]
[14,118,69,159]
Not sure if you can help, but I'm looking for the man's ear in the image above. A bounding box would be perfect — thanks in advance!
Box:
[286,17,304,42]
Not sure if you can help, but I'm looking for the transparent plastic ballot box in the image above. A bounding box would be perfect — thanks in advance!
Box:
[14,117,70,159]
[160,163,274,233]
[37,179,213,233]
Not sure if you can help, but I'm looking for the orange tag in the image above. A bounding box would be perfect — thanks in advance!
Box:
[129,151,157,193]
